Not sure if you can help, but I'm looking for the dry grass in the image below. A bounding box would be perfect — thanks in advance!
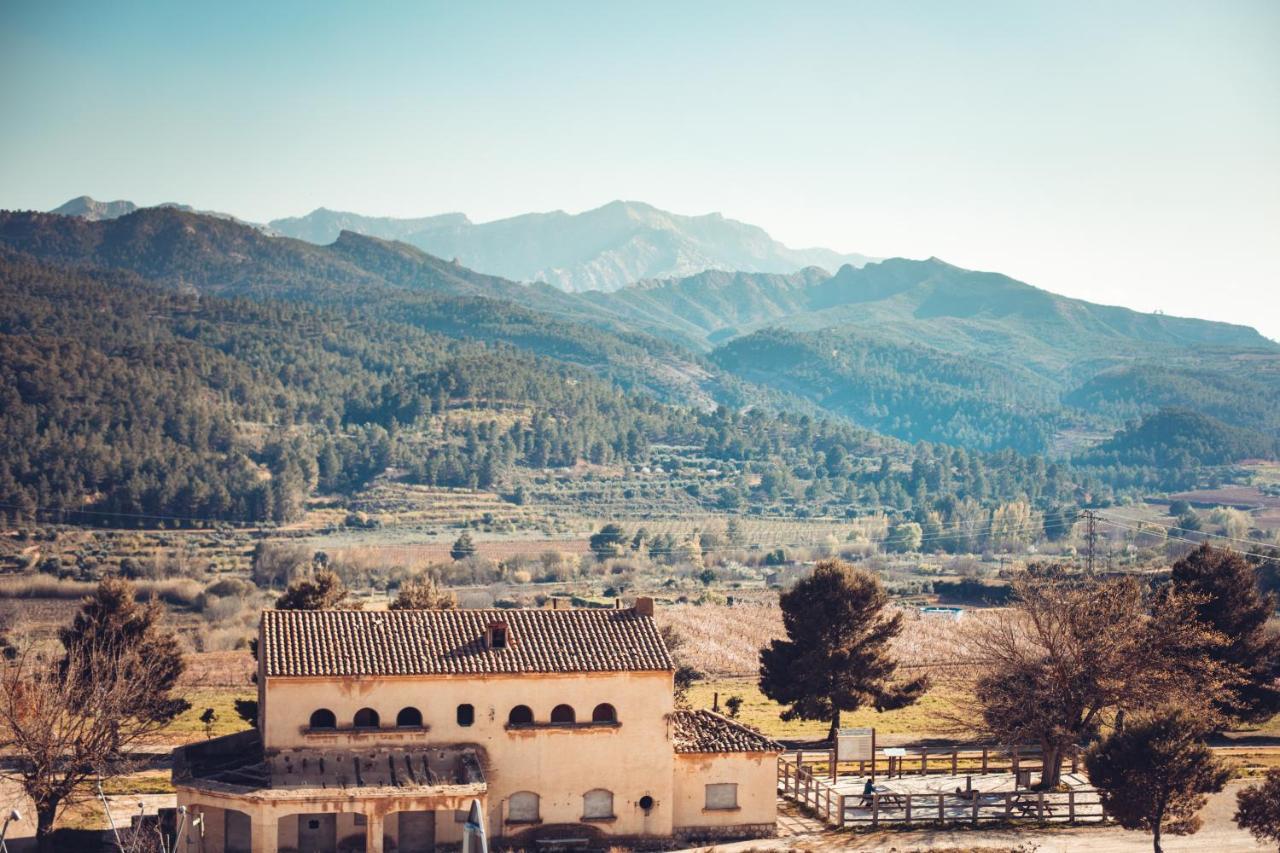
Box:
[687,677,971,742]
[658,602,994,678]
[153,687,256,745]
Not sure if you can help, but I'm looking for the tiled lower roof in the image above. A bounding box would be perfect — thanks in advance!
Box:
[671,710,781,754]
[261,607,673,677]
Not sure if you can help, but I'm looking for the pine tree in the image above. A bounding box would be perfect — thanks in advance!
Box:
[759,559,927,741]
[1169,543,1280,723]
[1086,709,1228,853]
[450,531,477,561]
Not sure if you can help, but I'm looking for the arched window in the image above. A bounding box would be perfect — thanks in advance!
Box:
[309,708,336,730]
[550,704,576,724]
[591,703,617,723]
[353,707,380,729]
[582,789,614,820]
[508,705,534,725]
[508,791,540,823]
[396,707,423,728]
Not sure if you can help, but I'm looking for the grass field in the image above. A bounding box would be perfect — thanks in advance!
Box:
[156,688,255,745]
[688,677,968,743]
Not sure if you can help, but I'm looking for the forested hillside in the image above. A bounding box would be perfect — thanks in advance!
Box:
[0,249,1087,528]
[1,206,1273,530]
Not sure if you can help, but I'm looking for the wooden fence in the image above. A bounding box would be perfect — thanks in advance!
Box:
[789,744,1079,780]
[778,754,1106,829]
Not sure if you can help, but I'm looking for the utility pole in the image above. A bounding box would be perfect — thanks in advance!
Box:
[1083,510,1098,573]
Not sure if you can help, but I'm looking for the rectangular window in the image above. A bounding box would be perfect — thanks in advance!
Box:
[457,703,475,726]
[705,783,738,810]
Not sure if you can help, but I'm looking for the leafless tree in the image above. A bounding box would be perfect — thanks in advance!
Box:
[957,571,1234,788]
[0,638,187,850]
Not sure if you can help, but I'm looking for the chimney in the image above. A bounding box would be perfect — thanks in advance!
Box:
[633,596,654,617]
[486,621,509,649]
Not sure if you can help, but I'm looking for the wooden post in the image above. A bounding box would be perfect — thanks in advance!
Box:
[1068,790,1076,824]
[858,759,865,776]
[838,793,846,828]
[872,793,879,828]
[831,745,837,783]
[971,792,979,825]
[871,727,877,782]
[951,750,958,776]
[981,747,989,774]
[937,793,944,824]
[1037,791,1046,822]
[921,747,928,775]
[1071,750,1079,774]
[905,793,912,825]
[1004,793,1013,819]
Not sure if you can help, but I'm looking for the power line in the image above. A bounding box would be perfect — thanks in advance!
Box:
[1102,510,1275,551]
[1096,517,1280,566]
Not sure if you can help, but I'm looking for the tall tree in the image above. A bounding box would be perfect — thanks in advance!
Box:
[968,571,1229,788]
[0,578,189,850]
[1085,709,1228,853]
[57,576,189,723]
[759,559,927,741]
[1168,543,1280,724]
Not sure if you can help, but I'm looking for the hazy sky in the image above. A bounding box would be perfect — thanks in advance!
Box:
[3,1,1278,339]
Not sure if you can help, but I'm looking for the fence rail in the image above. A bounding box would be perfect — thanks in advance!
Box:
[785,745,1080,780]
[777,753,1106,829]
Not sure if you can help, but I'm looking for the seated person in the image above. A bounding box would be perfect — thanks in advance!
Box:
[859,778,876,806]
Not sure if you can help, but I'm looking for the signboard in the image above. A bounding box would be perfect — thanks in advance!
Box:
[836,726,874,761]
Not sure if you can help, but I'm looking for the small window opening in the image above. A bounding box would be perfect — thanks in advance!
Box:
[309,708,336,729]
[639,795,655,813]
[487,621,508,649]
[396,707,423,728]
[508,704,534,725]
[583,789,614,820]
[550,704,576,724]
[353,707,380,729]
[457,703,475,727]
[591,703,617,723]
[705,783,738,810]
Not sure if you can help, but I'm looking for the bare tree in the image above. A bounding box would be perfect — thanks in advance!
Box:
[961,571,1232,788]
[0,640,188,850]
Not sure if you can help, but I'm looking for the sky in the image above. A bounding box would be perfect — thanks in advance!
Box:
[3,1,1278,339]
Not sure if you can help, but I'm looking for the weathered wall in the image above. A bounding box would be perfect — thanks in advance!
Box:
[261,669,677,838]
[671,752,777,836]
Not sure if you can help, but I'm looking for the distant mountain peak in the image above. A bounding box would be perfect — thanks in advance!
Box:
[51,195,138,221]
[270,200,873,292]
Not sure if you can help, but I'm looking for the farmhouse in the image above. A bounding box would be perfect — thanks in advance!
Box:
[172,598,779,852]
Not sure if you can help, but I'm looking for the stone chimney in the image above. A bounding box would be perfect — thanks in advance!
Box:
[633,596,654,617]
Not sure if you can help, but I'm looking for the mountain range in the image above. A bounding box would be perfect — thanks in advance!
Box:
[11,203,1280,458]
[52,196,871,293]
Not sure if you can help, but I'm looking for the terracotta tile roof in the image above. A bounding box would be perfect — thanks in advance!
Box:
[261,608,673,677]
[671,710,781,754]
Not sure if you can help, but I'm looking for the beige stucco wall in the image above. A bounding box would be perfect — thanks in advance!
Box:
[260,669,676,838]
[176,787,483,853]
[672,752,778,832]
